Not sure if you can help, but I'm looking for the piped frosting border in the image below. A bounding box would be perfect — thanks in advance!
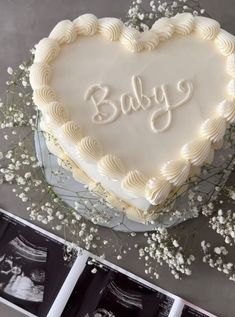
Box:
[30,13,235,213]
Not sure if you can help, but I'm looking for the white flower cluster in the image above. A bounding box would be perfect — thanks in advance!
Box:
[209,209,235,246]
[201,241,235,281]
[125,0,206,31]
[0,148,41,203]
[202,202,215,217]
[3,63,36,129]
[139,228,195,279]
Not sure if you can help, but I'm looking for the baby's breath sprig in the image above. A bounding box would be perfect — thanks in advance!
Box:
[125,0,207,31]
[201,241,235,281]
[139,228,195,279]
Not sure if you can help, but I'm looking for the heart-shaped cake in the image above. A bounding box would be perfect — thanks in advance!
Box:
[30,13,235,223]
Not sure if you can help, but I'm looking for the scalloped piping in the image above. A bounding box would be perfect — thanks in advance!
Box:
[151,17,174,41]
[121,170,147,197]
[194,16,220,40]
[171,13,194,35]
[29,63,51,89]
[30,13,235,217]
[62,121,82,143]
[78,136,103,162]
[98,154,126,181]
[49,20,77,45]
[145,177,172,206]
[73,14,98,36]
[98,17,123,41]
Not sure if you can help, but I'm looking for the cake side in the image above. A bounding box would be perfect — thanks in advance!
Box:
[39,120,157,223]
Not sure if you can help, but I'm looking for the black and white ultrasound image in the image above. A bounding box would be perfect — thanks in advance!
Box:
[62,258,174,317]
[0,212,75,316]
[0,234,47,303]
[181,305,211,317]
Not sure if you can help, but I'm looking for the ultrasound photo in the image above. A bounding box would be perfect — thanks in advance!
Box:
[62,258,174,317]
[181,305,212,317]
[0,210,76,317]
[0,234,47,303]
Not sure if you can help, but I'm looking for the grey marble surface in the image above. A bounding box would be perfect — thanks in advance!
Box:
[0,1,235,317]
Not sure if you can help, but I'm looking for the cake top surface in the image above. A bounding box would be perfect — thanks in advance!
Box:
[30,13,235,209]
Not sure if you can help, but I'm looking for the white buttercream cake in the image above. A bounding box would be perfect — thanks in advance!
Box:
[30,13,235,223]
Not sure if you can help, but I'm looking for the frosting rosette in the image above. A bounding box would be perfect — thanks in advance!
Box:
[194,16,220,40]
[49,20,77,45]
[215,30,235,56]
[181,139,211,166]
[98,17,123,41]
[78,136,103,162]
[121,170,147,197]
[161,160,191,187]
[33,85,56,109]
[73,13,98,36]
[34,38,60,64]
[98,155,126,181]
[217,99,235,123]
[47,102,67,125]
[29,63,51,89]
[151,17,174,41]
[120,27,143,52]
[171,13,194,35]
[62,121,82,143]
[201,117,226,143]
[145,177,172,206]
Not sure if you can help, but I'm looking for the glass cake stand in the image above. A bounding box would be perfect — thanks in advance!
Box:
[34,127,234,232]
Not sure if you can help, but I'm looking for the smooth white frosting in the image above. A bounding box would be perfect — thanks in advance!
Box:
[31,14,235,216]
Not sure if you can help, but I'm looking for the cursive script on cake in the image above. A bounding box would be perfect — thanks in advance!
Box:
[85,75,194,133]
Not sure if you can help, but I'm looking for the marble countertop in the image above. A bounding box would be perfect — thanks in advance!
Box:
[0,1,235,316]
